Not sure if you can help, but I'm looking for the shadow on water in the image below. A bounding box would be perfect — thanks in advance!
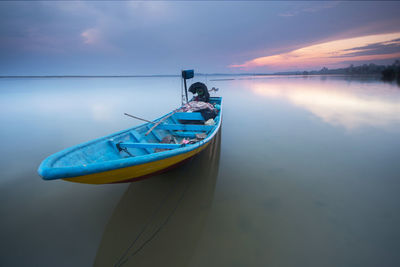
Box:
[94,131,221,267]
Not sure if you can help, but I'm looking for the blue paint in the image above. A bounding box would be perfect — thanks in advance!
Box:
[119,142,184,149]
[157,124,213,132]
[149,130,163,142]
[129,131,153,154]
[37,97,222,180]
[173,112,204,121]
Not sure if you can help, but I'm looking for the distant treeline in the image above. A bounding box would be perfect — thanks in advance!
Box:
[2,61,399,82]
[274,60,400,83]
[381,61,400,83]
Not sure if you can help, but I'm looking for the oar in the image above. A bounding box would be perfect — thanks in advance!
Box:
[145,110,178,136]
[124,113,155,124]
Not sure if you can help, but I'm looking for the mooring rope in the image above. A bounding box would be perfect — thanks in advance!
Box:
[114,175,193,267]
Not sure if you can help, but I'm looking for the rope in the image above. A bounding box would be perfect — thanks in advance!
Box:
[114,176,193,267]
[113,180,177,267]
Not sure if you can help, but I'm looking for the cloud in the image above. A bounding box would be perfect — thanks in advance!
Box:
[230,32,400,71]
[339,38,400,57]
[279,2,339,17]
[81,28,101,45]
[2,1,400,75]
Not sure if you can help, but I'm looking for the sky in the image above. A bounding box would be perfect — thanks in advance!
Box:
[1,1,400,75]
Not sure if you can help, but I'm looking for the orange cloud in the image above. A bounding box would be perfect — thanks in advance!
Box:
[230,32,400,70]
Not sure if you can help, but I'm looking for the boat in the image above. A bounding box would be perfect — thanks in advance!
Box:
[37,70,222,184]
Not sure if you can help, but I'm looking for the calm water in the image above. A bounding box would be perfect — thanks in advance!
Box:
[1,76,400,267]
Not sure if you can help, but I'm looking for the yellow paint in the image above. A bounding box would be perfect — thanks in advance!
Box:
[62,141,211,184]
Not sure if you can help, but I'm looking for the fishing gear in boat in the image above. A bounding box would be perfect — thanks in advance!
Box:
[115,141,134,157]
[189,82,210,102]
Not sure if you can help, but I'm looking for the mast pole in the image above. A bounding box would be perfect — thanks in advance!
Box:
[184,78,188,104]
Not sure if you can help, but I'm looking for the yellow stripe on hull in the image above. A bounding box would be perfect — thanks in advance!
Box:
[62,141,211,184]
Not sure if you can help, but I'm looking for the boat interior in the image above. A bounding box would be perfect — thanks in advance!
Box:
[52,97,222,167]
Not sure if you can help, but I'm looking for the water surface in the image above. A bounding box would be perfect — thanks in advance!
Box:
[1,75,400,266]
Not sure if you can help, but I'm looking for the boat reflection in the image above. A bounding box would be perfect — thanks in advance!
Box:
[248,77,400,130]
[94,131,221,267]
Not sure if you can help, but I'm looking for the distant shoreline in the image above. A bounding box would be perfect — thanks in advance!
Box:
[0,73,383,79]
[0,75,179,79]
[2,61,398,79]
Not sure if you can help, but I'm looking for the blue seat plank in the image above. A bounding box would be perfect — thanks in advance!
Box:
[129,131,153,154]
[151,130,163,142]
[173,112,204,121]
[144,124,163,142]
[163,116,179,137]
[157,124,213,132]
[119,142,183,149]
[169,115,179,124]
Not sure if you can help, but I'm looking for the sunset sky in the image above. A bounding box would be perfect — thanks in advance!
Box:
[1,1,400,75]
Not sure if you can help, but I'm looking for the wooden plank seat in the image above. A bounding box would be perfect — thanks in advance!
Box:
[173,112,204,121]
[173,112,205,125]
[129,131,153,153]
[118,142,184,150]
[156,123,213,132]
[150,129,163,142]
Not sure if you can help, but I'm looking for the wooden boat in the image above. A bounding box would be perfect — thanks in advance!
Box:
[38,97,222,184]
[38,71,222,184]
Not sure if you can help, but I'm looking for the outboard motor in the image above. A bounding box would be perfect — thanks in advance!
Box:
[189,82,210,102]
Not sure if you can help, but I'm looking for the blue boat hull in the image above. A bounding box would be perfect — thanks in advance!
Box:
[38,97,222,184]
